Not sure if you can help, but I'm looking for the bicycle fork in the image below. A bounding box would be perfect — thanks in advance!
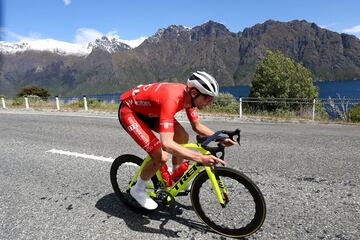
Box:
[206,166,228,208]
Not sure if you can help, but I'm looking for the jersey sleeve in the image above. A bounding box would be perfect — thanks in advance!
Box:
[186,108,199,122]
[159,99,178,132]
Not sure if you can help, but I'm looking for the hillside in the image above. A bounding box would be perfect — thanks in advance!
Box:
[1,20,360,96]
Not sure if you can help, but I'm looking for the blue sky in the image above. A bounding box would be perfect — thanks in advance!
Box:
[1,0,360,44]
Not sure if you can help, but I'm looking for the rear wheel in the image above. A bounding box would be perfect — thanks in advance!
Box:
[110,154,159,212]
[190,167,266,238]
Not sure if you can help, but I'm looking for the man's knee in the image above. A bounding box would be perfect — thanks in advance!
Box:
[174,125,189,144]
[150,148,168,164]
[181,131,189,143]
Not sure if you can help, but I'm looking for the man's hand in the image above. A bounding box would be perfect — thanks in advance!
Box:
[222,138,237,147]
[201,154,225,166]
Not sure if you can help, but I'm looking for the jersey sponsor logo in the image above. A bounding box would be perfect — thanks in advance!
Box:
[132,89,140,96]
[134,83,154,92]
[134,100,151,107]
[140,134,150,145]
[125,99,134,106]
[144,139,160,153]
[127,117,148,144]
[127,123,139,132]
[142,83,154,91]
[128,116,136,125]
[154,83,164,92]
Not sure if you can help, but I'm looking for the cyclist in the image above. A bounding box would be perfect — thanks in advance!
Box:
[118,71,236,210]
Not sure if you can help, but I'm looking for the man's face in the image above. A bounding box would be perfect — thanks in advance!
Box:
[191,89,214,109]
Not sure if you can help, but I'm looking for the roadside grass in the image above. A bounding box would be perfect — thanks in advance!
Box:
[2,95,359,124]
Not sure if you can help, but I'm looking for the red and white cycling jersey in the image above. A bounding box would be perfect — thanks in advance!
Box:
[120,82,198,132]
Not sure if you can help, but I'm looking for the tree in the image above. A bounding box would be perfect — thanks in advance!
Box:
[16,85,50,99]
[249,51,318,112]
[249,51,318,99]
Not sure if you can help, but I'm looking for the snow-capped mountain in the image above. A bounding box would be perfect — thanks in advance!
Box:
[0,36,146,56]
[87,36,131,53]
[0,39,91,56]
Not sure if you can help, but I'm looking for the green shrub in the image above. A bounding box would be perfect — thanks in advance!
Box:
[348,103,360,122]
[212,93,236,107]
[204,93,239,114]
[83,98,102,108]
[69,98,103,108]
[27,95,46,103]
[315,101,329,120]
[12,97,25,106]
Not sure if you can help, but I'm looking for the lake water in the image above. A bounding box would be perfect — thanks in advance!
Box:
[65,79,360,103]
[220,79,360,100]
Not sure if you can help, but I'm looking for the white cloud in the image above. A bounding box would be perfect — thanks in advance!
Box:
[0,27,42,41]
[28,31,43,40]
[343,25,360,34]
[74,28,103,44]
[74,28,146,47]
[120,37,147,48]
[101,30,146,48]
[319,23,337,29]
[63,0,71,6]
[105,30,120,39]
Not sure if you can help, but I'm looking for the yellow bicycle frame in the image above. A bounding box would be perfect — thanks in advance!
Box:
[128,143,226,205]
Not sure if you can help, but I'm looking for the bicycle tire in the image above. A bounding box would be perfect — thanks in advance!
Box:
[110,154,159,213]
[190,167,266,238]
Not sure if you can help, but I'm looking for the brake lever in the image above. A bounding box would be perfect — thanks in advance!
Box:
[202,144,225,162]
[222,129,241,145]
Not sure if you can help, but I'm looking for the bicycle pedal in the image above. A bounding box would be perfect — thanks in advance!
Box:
[156,189,176,207]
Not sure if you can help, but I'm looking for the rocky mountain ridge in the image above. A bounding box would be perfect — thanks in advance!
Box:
[1,19,360,97]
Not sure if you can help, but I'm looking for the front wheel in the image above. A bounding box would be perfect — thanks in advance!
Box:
[190,167,266,238]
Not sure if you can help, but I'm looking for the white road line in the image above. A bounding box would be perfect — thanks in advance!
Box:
[46,149,140,167]
[1,111,117,119]
[0,110,190,123]
[46,149,115,162]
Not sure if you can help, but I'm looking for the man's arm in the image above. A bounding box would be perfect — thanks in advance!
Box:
[160,132,224,165]
[190,120,214,136]
[190,120,237,147]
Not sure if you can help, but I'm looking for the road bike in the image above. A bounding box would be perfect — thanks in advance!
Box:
[110,129,266,238]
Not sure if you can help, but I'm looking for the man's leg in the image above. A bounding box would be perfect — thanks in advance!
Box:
[140,147,167,180]
[172,122,189,171]
[129,147,167,210]
[119,105,166,210]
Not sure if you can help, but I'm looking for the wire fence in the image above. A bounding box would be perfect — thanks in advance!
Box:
[1,94,360,122]
[238,97,360,121]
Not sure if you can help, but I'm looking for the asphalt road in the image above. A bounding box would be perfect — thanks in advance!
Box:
[0,110,359,239]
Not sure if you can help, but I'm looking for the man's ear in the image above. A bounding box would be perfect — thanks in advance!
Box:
[190,88,198,98]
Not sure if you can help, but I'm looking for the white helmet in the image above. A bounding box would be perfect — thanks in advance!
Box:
[187,71,219,97]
